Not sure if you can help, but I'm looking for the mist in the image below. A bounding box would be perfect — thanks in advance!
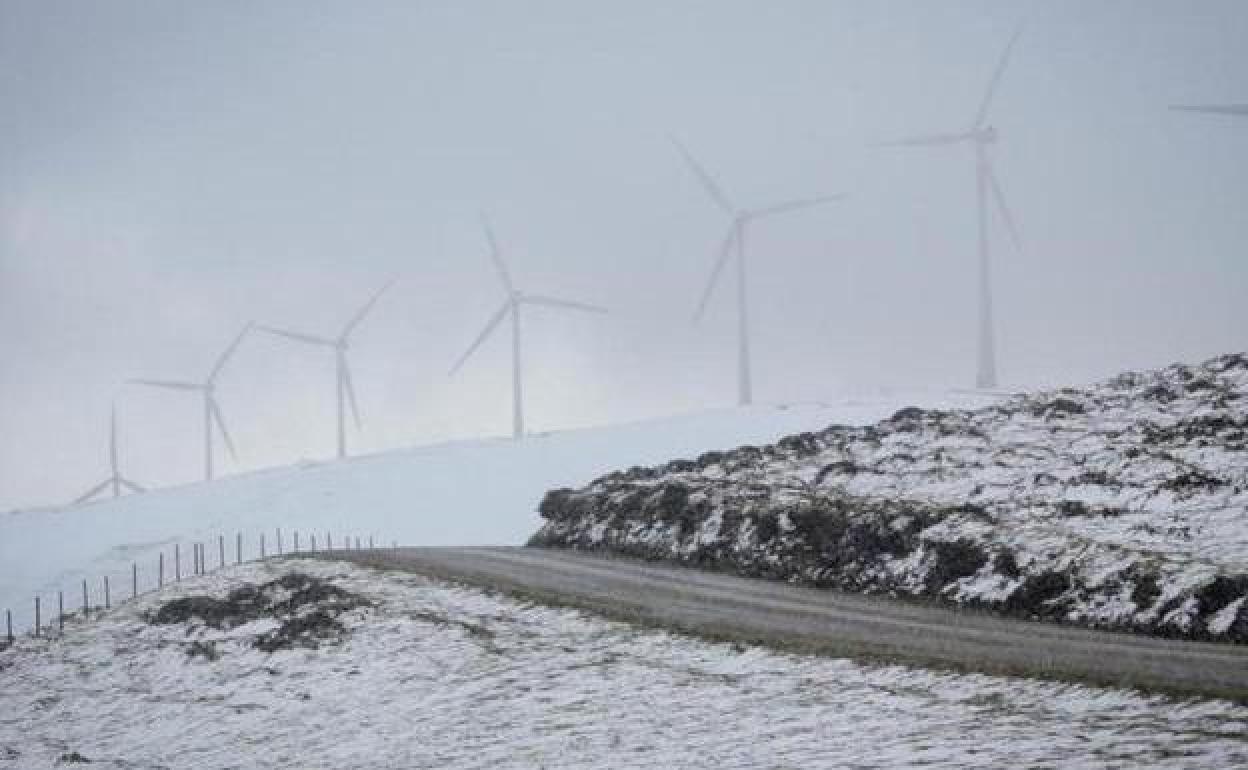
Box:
[2,0,1246,509]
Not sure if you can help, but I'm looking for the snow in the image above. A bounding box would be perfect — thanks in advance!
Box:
[2,558,1244,769]
[0,393,995,634]
[535,354,1248,640]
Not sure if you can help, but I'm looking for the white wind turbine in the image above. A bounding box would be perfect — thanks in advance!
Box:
[671,137,844,406]
[1170,104,1248,117]
[74,404,145,504]
[882,26,1025,390]
[128,323,252,481]
[258,280,395,460]
[450,216,607,439]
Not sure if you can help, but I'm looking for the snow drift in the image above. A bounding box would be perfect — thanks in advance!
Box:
[533,354,1248,643]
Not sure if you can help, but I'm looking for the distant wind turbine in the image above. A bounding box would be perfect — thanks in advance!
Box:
[128,323,252,481]
[1169,104,1248,117]
[450,215,607,439]
[882,26,1025,390]
[258,280,395,459]
[670,136,844,406]
[74,404,145,504]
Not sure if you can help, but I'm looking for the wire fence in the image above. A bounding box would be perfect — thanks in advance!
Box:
[2,528,400,646]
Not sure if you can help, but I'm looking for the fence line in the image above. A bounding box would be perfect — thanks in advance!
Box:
[2,528,394,645]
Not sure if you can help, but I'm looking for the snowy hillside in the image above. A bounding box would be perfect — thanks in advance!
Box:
[2,558,1244,768]
[534,354,1248,643]
[0,393,993,633]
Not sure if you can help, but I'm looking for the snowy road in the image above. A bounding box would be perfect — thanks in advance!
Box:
[335,546,1248,700]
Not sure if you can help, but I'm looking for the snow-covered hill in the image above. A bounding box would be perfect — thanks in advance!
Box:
[534,354,1248,643]
[1,392,994,633]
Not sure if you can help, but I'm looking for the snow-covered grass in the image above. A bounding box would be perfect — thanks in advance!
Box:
[1,558,1244,769]
[535,354,1248,641]
[0,394,994,634]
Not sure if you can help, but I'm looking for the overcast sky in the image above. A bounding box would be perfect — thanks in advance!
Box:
[2,0,1246,509]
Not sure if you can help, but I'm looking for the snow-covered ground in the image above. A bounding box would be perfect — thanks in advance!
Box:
[1,393,995,634]
[1,558,1244,769]
[536,354,1248,641]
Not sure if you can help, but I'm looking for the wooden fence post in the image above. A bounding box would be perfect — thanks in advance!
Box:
[82,579,89,616]
[294,531,300,553]
[327,532,333,551]
[5,609,11,643]
[104,576,110,610]
[133,563,138,599]
[277,528,283,556]
[311,533,317,553]
[354,537,360,551]
[260,533,266,559]
[219,535,225,569]
[369,536,374,550]
[58,591,64,633]
[34,597,40,638]
[175,544,181,582]
[236,532,242,565]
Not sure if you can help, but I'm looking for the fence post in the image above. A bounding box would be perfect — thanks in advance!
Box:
[5,609,11,643]
[82,579,89,616]
[104,576,110,610]
[369,536,374,550]
[277,528,283,556]
[294,531,300,553]
[327,532,333,551]
[311,534,317,553]
[197,543,203,575]
[175,544,181,582]
[58,591,64,633]
[159,552,165,588]
[237,532,242,565]
[260,533,266,559]
[34,597,40,638]
[392,541,398,549]
[354,537,360,551]
[219,536,225,569]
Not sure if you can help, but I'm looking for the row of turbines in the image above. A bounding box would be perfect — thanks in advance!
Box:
[74,27,1245,505]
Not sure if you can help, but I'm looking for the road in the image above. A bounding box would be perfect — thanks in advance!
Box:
[329,546,1248,701]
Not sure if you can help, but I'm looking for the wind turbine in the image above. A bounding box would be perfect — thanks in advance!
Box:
[74,404,145,504]
[670,137,844,406]
[450,216,607,439]
[257,280,394,459]
[882,26,1025,390]
[1170,104,1248,117]
[128,323,252,482]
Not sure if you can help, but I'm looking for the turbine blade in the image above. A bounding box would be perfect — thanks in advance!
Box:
[1169,104,1248,117]
[669,135,737,216]
[877,131,973,148]
[972,24,1024,129]
[480,213,515,293]
[341,278,397,339]
[109,404,118,475]
[210,398,237,460]
[694,226,737,322]
[209,322,254,383]
[986,163,1022,251]
[749,194,846,220]
[449,301,511,376]
[520,295,608,314]
[258,325,337,348]
[120,479,146,494]
[73,480,112,505]
[341,361,362,430]
[127,378,204,392]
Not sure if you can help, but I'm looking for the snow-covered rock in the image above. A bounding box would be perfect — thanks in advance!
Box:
[533,354,1248,643]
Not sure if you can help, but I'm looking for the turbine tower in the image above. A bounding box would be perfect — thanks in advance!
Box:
[671,137,843,406]
[450,215,607,439]
[883,26,1025,390]
[74,404,145,504]
[128,323,252,481]
[257,280,395,459]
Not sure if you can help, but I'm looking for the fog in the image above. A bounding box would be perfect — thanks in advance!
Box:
[2,0,1246,509]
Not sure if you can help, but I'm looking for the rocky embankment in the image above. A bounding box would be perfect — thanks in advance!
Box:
[532,354,1248,643]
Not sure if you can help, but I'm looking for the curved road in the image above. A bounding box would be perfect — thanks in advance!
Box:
[330,546,1248,701]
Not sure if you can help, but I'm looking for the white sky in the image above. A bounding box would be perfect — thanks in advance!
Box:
[1,0,1246,508]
